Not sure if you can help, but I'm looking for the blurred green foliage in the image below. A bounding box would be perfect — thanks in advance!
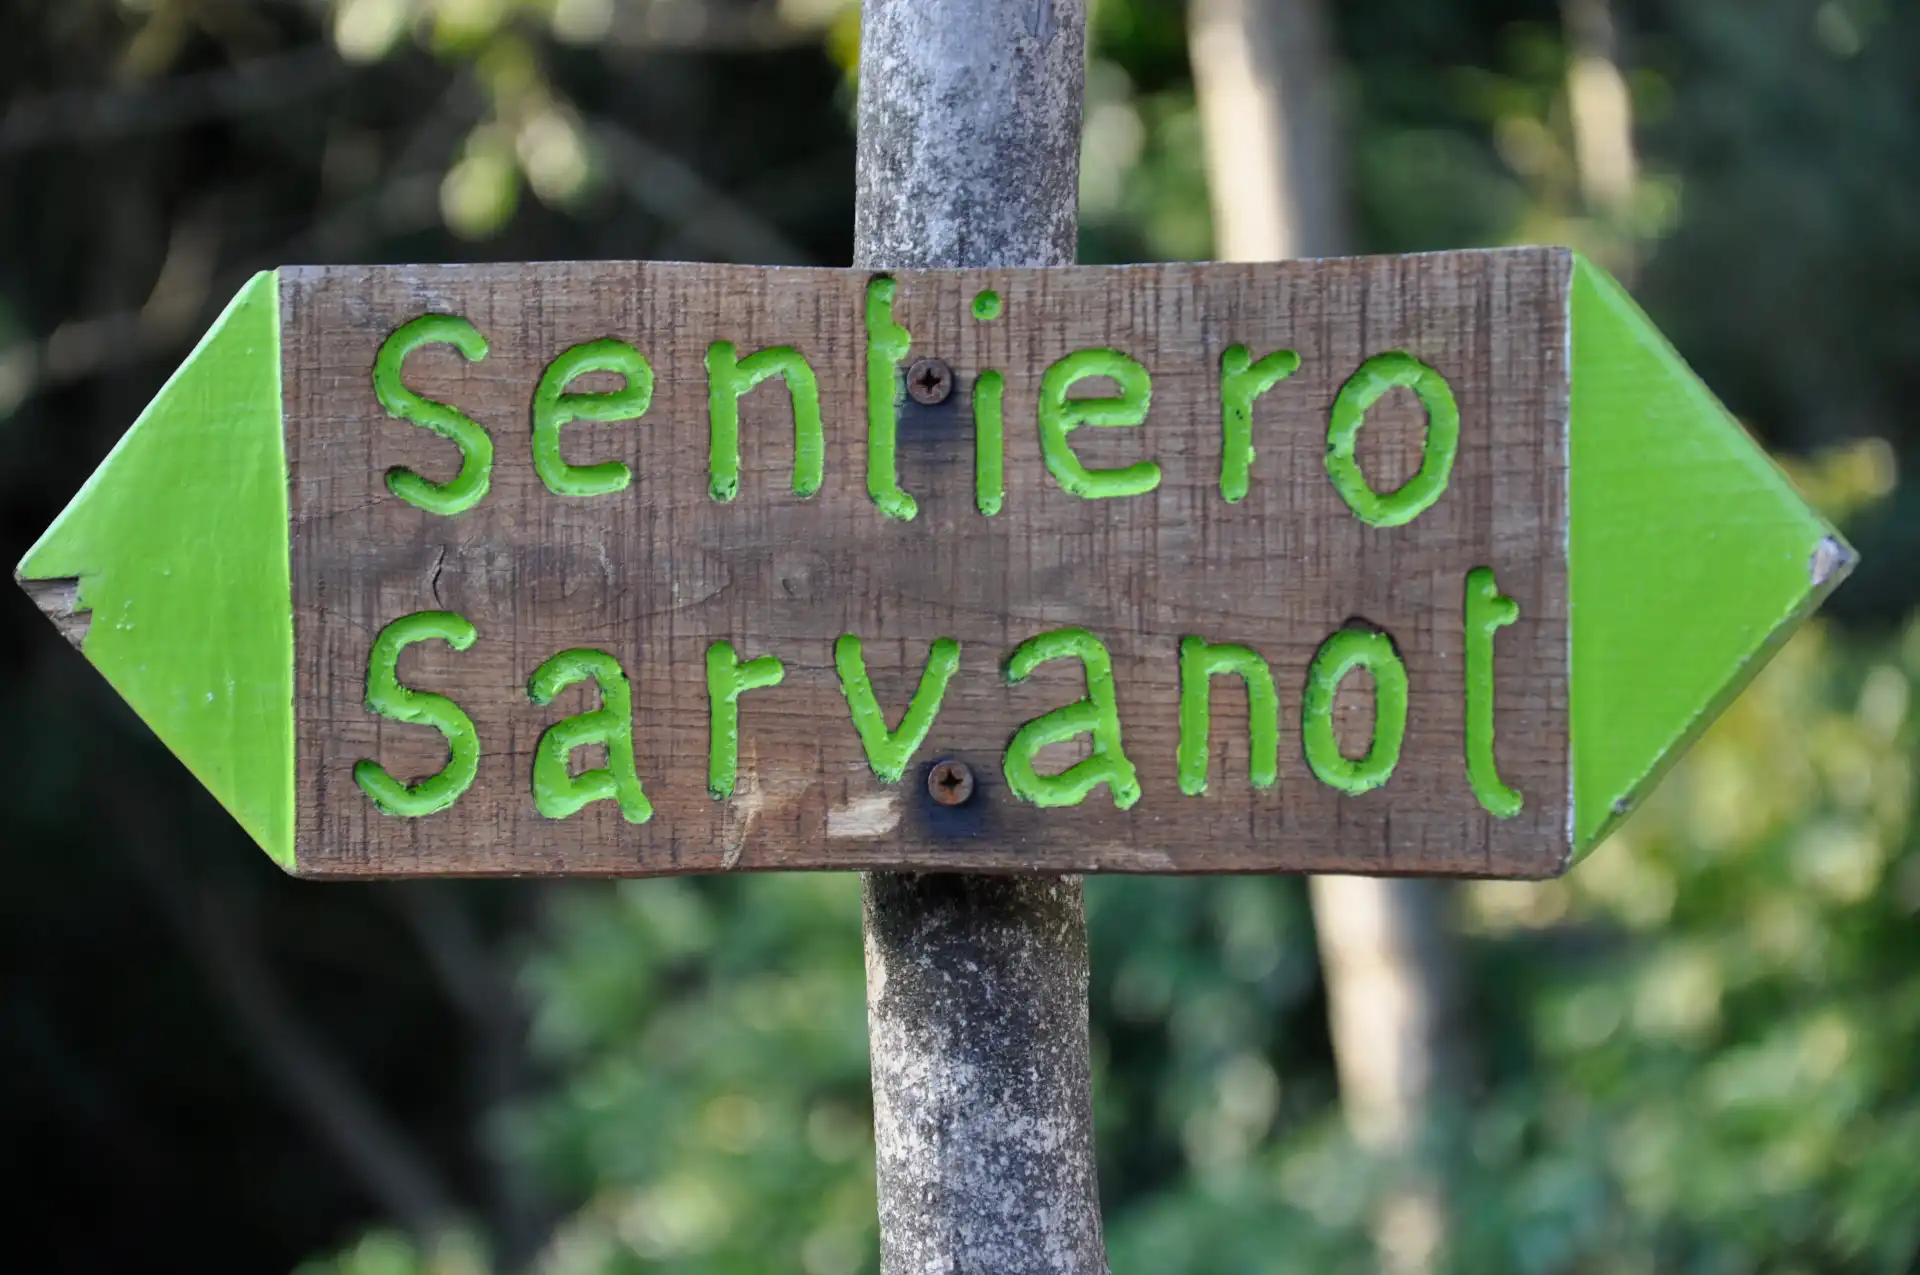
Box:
[5,1,1920,1273]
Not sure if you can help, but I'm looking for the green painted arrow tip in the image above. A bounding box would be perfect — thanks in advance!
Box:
[1569,254,1853,860]
[16,271,294,871]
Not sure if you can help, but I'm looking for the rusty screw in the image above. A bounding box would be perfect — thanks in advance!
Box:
[927,759,975,807]
[905,357,954,405]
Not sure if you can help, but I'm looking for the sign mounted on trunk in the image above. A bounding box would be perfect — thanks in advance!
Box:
[16,248,1850,879]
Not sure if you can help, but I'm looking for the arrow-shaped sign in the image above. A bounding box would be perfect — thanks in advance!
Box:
[15,249,1850,879]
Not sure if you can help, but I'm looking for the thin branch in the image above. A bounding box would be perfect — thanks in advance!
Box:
[281,73,479,259]
[112,788,459,1240]
[391,886,523,1044]
[593,119,813,264]
[0,46,346,153]
[604,3,821,54]
[393,884,555,1270]
[0,201,225,412]
[0,78,474,413]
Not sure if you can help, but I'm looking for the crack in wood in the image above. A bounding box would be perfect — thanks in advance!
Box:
[17,574,90,649]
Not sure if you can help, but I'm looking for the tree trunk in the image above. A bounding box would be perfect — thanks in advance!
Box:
[1189,0,1347,259]
[1190,4,1462,1271]
[1561,0,1640,216]
[853,3,1107,1273]
[1308,875,1459,1274]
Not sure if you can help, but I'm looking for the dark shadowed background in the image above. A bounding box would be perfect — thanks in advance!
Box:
[3,2,1918,1272]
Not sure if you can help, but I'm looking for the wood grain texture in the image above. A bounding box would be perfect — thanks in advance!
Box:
[283,248,1571,878]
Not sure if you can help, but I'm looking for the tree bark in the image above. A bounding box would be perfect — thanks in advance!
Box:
[1190,4,1463,1272]
[854,0,1084,271]
[862,876,1106,1275]
[854,3,1106,1274]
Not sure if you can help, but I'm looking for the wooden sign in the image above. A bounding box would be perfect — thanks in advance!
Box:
[16,247,1850,879]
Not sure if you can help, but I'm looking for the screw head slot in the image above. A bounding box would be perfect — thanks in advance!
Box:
[928,759,975,806]
[906,358,955,406]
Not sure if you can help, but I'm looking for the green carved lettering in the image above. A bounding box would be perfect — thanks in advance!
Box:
[1219,344,1301,503]
[864,276,917,521]
[1326,351,1459,527]
[1465,566,1523,818]
[1302,627,1409,795]
[706,640,786,799]
[1002,627,1140,809]
[373,315,492,516]
[1037,349,1160,499]
[527,648,652,824]
[353,610,481,816]
[835,634,961,783]
[1177,636,1279,796]
[705,341,825,502]
[532,338,652,497]
[974,370,1005,516]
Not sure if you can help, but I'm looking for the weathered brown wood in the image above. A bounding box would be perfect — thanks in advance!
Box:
[283,247,1571,878]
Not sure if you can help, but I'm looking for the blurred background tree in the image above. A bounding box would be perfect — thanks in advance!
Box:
[3,2,1917,1273]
